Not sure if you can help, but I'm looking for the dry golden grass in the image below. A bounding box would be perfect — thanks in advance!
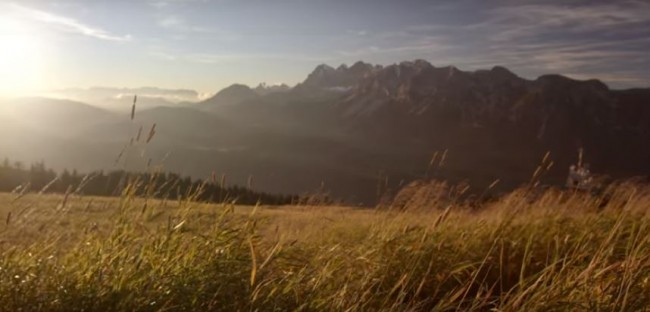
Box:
[0,180,648,311]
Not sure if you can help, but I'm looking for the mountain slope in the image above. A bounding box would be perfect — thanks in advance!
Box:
[1,61,648,204]
[197,84,260,111]
[0,97,117,137]
[326,61,649,190]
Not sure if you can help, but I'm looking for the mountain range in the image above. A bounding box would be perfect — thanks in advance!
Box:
[1,60,648,204]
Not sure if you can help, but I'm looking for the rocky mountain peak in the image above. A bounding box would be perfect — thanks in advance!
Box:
[254,83,291,95]
[301,61,376,89]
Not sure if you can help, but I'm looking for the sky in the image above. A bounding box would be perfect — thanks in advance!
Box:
[0,0,649,97]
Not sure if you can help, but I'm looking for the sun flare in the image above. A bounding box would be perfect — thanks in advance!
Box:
[0,18,43,96]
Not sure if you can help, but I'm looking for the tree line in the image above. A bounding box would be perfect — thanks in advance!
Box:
[0,158,297,205]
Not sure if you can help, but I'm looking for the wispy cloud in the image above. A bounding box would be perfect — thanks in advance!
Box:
[149,51,178,61]
[475,2,650,42]
[435,0,650,87]
[336,38,452,58]
[158,15,212,33]
[149,50,330,64]
[155,14,240,42]
[333,1,649,88]
[184,52,329,64]
[346,30,369,36]
[9,3,132,42]
[148,0,208,10]
[335,26,455,60]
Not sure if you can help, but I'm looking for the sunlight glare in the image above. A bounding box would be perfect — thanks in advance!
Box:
[0,17,44,97]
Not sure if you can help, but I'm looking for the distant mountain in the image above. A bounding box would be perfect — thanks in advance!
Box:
[197,84,260,110]
[0,97,116,136]
[46,87,204,113]
[50,86,202,102]
[197,60,650,197]
[299,61,380,90]
[1,61,648,204]
[327,60,649,189]
[254,83,291,95]
[0,97,121,174]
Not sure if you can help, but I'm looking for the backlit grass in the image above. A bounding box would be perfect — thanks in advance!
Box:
[0,181,649,311]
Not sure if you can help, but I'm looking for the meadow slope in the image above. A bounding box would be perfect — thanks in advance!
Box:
[0,181,649,311]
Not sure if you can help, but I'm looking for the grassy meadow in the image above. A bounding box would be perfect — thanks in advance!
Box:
[0,180,649,311]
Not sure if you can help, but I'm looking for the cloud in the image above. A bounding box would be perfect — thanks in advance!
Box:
[474,2,650,42]
[334,1,649,88]
[149,51,177,61]
[158,15,212,33]
[183,52,329,64]
[335,26,455,59]
[335,38,452,58]
[347,30,368,36]
[148,0,209,9]
[437,0,650,87]
[148,48,330,64]
[8,3,132,42]
[50,86,202,102]
[155,14,240,42]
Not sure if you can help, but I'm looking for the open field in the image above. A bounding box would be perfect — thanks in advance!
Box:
[0,182,649,311]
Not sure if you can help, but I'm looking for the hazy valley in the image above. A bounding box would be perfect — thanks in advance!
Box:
[1,60,648,204]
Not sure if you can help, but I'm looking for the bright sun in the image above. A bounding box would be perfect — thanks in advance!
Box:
[0,18,43,97]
